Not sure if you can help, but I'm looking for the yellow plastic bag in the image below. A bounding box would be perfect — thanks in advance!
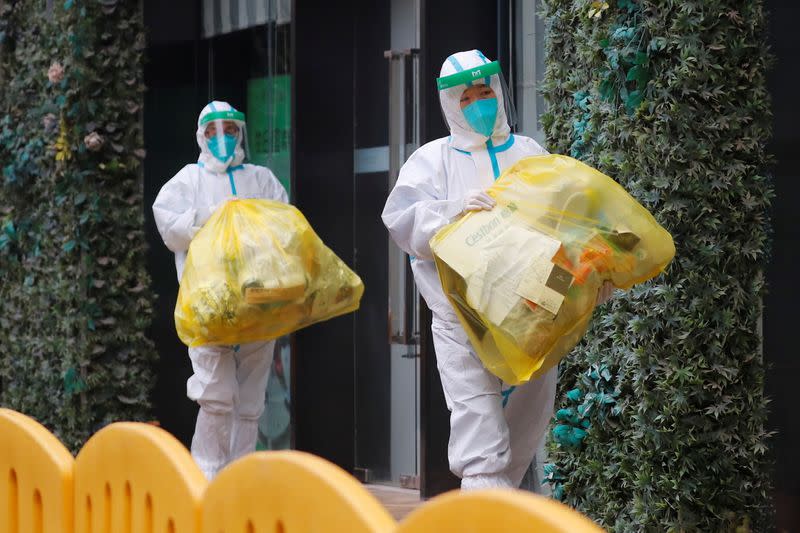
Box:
[430,155,675,385]
[175,199,364,347]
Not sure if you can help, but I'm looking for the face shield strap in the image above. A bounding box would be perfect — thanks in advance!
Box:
[436,61,501,91]
[475,50,491,64]
[446,56,470,87]
[474,51,493,85]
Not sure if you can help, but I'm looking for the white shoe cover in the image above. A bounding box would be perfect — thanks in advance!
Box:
[229,417,259,463]
[191,408,233,480]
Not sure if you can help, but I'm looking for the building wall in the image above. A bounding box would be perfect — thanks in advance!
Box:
[764,1,800,530]
[291,0,358,472]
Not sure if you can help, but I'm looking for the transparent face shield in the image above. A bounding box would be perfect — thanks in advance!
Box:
[200,110,249,165]
[436,60,517,137]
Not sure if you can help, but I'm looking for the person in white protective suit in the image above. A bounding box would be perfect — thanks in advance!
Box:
[152,101,289,480]
[382,50,614,490]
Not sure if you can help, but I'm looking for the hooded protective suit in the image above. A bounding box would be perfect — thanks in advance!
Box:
[382,51,558,490]
[153,101,288,479]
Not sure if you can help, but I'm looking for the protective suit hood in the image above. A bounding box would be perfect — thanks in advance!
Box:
[196,100,246,174]
[439,50,512,151]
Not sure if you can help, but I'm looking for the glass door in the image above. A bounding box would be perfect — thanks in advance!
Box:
[202,0,293,451]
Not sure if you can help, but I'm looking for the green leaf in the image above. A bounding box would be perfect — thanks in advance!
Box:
[2,221,16,240]
[566,388,584,401]
[626,66,651,89]
[62,240,77,252]
[606,49,620,69]
[648,37,668,51]
[611,27,636,42]
[2,164,16,182]
[599,79,615,101]
[64,367,87,395]
[625,90,643,112]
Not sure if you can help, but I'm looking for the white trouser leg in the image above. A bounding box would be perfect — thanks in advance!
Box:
[229,341,275,462]
[430,314,512,489]
[187,345,237,479]
[503,366,558,488]
[460,472,514,490]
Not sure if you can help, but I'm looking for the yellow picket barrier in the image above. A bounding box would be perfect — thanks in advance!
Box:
[202,451,396,533]
[0,408,74,533]
[0,408,606,533]
[396,489,605,533]
[74,422,206,533]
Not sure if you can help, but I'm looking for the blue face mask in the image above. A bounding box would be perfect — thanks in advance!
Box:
[462,97,498,137]
[207,133,238,163]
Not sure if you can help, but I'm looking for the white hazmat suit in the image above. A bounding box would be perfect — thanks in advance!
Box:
[153,101,288,479]
[382,51,558,490]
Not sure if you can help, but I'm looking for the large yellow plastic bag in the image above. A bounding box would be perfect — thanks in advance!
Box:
[430,155,675,385]
[175,199,364,347]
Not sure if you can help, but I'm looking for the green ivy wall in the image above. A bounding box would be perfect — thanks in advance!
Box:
[541,1,774,531]
[0,0,156,451]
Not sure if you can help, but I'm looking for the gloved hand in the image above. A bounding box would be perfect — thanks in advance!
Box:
[461,189,496,214]
[195,196,236,228]
[596,280,615,306]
